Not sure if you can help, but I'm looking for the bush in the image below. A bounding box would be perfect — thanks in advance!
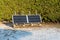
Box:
[0,0,60,22]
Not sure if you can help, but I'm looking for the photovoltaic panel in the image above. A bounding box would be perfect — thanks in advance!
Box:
[13,15,27,24]
[28,15,41,23]
[12,15,41,25]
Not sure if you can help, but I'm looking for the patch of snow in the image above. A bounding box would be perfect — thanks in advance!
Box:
[0,29,32,40]
[0,24,60,40]
[19,28,60,40]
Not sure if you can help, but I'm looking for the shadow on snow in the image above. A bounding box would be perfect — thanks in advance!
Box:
[0,29,32,40]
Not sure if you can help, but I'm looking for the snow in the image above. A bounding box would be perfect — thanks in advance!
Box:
[0,27,60,40]
[0,29,32,40]
[20,28,60,40]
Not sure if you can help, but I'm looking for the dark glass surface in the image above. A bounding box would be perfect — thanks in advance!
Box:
[28,15,40,23]
[13,16,27,24]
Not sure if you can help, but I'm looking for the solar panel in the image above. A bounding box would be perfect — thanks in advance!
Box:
[28,15,41,23]
[12,15,42,25]
[13,15,27,24]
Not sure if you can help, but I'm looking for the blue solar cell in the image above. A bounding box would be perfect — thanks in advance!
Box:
[13,16,27,24]
[28,15,40,23]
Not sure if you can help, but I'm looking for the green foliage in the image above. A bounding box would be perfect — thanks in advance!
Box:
[0,0,60,22]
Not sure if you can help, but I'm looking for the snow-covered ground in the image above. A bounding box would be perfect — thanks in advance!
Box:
[0,28,60,40]
[20,28,60,40]
[0,23,60,40]
[0,29,32,40]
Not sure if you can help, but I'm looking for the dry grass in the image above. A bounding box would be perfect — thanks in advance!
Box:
[12,23,60,30]
[0,22,60,30]
[41,23,60,28]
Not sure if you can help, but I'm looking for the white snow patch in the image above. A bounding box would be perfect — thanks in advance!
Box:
[0,23,60,40]
[19,28,60,40]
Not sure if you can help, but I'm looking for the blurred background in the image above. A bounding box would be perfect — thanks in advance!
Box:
[0,0,60,23]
